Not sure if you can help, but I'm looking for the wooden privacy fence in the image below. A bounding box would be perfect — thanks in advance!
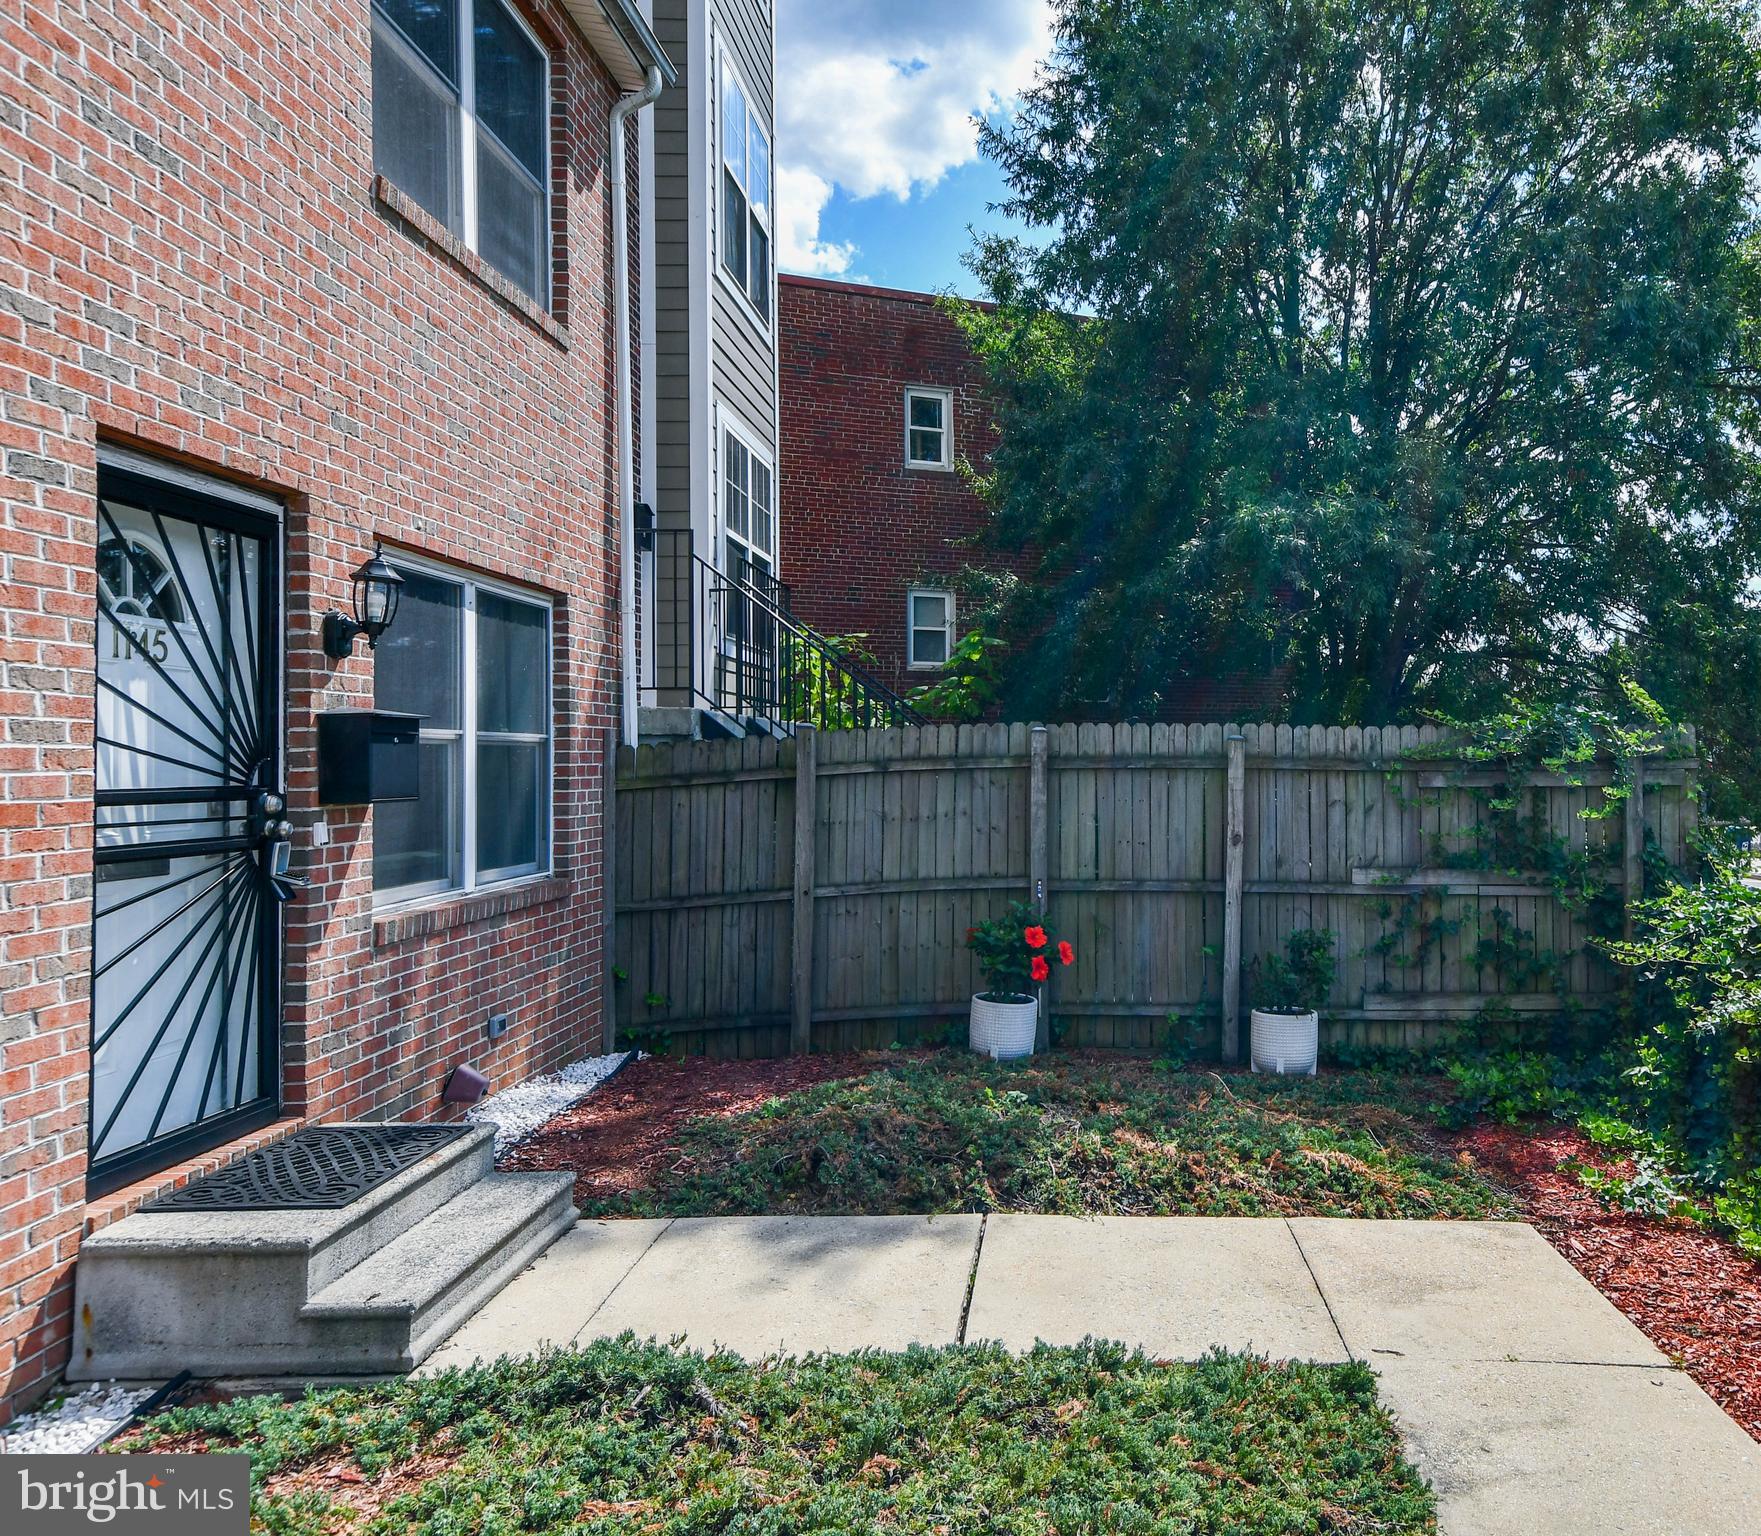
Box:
[607,722,1699,1058]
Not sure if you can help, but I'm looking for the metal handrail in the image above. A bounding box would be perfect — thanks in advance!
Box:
[643,529,923,734]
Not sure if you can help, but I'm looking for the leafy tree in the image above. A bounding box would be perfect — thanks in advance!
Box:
[908,628,1009,721]
[960,0,1761,808]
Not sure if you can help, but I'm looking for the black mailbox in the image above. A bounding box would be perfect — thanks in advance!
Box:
[317,710,422,805]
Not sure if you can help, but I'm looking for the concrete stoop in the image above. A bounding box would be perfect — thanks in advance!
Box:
[68,1125,577,1380]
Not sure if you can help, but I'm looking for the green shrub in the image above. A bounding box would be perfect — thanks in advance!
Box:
[1604,829,1761,1194]
[1248,929,1336,1014]
[123,1339,1438,1535]
[1436,1050,1613,1129]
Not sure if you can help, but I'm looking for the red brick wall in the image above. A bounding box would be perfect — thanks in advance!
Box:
[777,276,1290,722]
[777,276,1026,695]
[1,0,630,1418]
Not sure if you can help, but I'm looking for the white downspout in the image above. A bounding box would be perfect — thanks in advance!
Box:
[611,65,665,749]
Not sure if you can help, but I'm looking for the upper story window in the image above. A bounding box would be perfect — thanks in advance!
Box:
[371,0,552,305]
[719,56,771,323]
[373,556,554,906]
[905,387,953,469]
[908,589,956,668]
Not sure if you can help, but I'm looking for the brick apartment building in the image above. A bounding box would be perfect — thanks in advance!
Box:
[776,275,1023,696]
[778,274,1287,720]
[1,0,671,1418]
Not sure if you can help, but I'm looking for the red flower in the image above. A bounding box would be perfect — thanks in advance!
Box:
[1024,925,1048,950]
[1030,954,1051,983]
[964,927,977,944]
[1058,941,1075,967]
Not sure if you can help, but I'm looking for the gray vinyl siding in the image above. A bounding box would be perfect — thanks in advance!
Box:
[650,0,778,536]
[708,0,777,459]
[712,285,775,452]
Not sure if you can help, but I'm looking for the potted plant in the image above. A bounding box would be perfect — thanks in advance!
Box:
[964,902,1075,1060]
[1247,928,1335,1075]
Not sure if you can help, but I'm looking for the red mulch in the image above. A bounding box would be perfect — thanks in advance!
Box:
[1450,1121,1761,1443]
[499,1051,882,1207]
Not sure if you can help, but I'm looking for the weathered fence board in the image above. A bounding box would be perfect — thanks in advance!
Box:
[612,722,1699,1057]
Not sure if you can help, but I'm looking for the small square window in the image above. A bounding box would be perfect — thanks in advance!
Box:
[908,589,955,669]
[905,388,953,469]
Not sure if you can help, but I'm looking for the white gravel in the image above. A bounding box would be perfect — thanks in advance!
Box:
[1,1382,153,1455]
[467,1050,634,1153]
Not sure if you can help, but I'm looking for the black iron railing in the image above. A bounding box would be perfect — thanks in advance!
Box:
[645,529,923,734]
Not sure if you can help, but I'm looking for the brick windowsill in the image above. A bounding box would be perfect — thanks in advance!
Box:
[83,1117,310,1235]
[373,876,570,948]
[372,175,570,350]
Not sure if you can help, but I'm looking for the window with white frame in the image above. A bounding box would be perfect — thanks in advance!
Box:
[722,425,775,590]
[719,55,771,322]
[373,559,553,904]
[908,589,955,669]
[370,0,551,304]
[905,387,953,469]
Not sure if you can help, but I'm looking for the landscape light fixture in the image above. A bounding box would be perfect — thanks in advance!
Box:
[322,543,404,659]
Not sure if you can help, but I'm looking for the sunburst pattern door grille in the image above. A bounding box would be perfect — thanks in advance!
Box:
[89,466,282,1195]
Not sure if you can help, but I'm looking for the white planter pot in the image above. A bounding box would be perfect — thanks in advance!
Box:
[970,992,1038,1061]
[1250,1009,1319,1076]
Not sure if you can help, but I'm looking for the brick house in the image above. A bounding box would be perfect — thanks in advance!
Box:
[776,275,1023,697]
[1,0,674,1419]
[777,274,1288,719]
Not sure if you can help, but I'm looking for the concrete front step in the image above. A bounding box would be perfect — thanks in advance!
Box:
[302,1173,579,1372]
[69,1126,577,1381]
[75,1124,497,1297]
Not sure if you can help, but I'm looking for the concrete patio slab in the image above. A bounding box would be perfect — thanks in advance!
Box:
[1291,1217,1667,1365]
[965,1215,1349,1362]
[414,1213,1761,1532]
[1373,1357,1761,1536]
[581,1215,979,1357]
[420,1218,672,1372]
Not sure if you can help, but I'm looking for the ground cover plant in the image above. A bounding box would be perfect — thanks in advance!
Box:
[121,1338,1437,1535]
[515,1052,1508,1221]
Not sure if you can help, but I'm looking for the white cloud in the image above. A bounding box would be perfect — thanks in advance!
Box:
[777,166,859,276]
[775,1,1052,276]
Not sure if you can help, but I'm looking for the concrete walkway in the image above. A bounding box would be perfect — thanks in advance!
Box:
[424,1215,1761,1535]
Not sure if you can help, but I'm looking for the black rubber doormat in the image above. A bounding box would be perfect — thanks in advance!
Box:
[144,1124,473,1212]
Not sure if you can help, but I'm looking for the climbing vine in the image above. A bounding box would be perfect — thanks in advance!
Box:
[1363,687,1688,1034]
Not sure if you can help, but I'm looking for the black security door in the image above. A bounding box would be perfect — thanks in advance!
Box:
[88,464,285,1195]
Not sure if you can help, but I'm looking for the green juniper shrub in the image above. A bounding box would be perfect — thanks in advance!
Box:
[578,1054,1507,1222]
[120,1338,1439,1536]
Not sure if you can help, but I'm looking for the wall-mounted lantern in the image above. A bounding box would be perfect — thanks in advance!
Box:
[322,543,404,659]
[635,501,656,553]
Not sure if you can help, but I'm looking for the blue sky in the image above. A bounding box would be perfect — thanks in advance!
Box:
[774,1,1051,297]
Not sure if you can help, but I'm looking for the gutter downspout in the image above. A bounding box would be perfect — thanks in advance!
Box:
[611,65,665,750]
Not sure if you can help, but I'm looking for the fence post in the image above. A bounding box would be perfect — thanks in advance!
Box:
[1029,724,1050,1051]
[791,725,818,1054]
[1221,730,1246,1062]
[603,725,619,1054]
[1622,765,1647,944]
